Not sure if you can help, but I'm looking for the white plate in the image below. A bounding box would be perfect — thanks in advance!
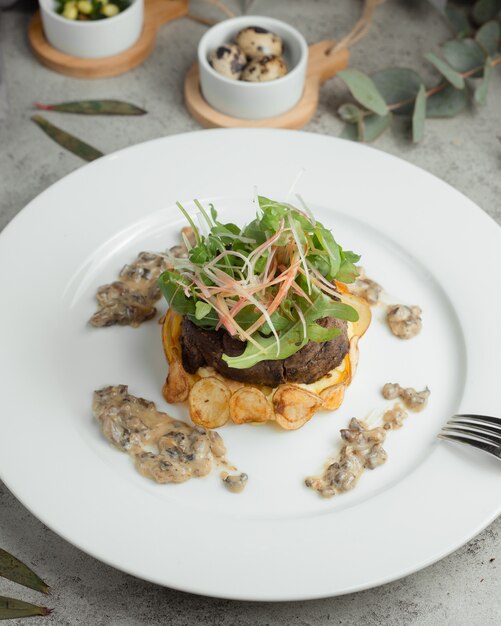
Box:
[0,130,500,601]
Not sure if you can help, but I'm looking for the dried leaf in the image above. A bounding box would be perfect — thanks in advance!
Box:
[0,596,52,620]
[31,115,103,162]
[412,85,427,143]
[337,103,364,123]
[371,68,422,115]
[472,0,501,24]
[475,20,500,55]
[474,59,493,104]
[426,85,468,117]
[425,52,465,89]
[0,550,49,595]
[337,69,388,116]
[443,39,486,72]
[34,100,147,116]
[444,5,472,37]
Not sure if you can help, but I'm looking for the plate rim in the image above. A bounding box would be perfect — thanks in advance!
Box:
[1,129,500,601]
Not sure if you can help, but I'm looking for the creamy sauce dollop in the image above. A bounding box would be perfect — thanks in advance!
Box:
[382,382,430,412]
[305,418,388,498]
[93,385,246,491]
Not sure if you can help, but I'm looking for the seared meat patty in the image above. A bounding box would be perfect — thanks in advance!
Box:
[180,316,350,387]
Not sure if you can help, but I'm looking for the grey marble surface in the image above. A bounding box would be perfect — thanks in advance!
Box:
[0,1,500,624]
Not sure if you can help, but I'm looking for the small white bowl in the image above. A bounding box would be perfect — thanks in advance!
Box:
[39,0,144,59]
[198,16,308,120]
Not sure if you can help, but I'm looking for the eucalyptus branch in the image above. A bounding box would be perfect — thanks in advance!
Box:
[387,56,501,112]
[336,0,501,144]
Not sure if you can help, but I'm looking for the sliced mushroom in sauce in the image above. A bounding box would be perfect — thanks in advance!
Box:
[93,385,246,489]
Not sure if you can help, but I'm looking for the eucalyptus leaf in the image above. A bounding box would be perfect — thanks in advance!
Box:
[444,4,472,37]
[412,85,427,143]
[361,113,392,142]
[474,59,493,104]
[472,0,501,24]
[340,123,360,142]
[31,115,103,162]
[475,20,500,55]
[337,103,364,123]
[425,52,465,88]
[337,69,388,116]
[34,100,147,115]
[0,596,52,620]
[371,68,422,115]
[426,84,468,117]
[443,39,486,72]
[0,550,49,595]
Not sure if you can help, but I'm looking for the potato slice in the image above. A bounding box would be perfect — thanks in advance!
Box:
[189,377,231,428]
[273,385,323,430]
[229,387,273,424]
[320,383,347,410]
[340,292,372,338]
[163,359,191,403]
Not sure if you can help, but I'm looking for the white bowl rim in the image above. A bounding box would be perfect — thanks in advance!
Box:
[39,0,139,28]
[198,15,309,89]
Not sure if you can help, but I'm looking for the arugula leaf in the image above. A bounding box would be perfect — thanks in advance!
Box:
[222,290,358,369]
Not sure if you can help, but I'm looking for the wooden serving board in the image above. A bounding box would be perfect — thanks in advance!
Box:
[184,40,349,129]
[28,0,188,79]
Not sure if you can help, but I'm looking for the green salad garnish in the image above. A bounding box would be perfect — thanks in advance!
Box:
[158,196,360,369]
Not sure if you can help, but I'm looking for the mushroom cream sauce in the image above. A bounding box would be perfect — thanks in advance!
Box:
[93,385,245,493]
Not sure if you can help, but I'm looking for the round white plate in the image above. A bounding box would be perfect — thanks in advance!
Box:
[0,130,500,601]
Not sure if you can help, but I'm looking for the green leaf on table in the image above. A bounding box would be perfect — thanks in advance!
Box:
[340,122,361,142]
[475,20,500,55]
[426,85,468,117]
[222,290,358,370]
[0,596,52,620]
[474,59,493,104]
[31,115,103,162]
[371,68,422,115]
[34,100,147,115]
[443,39,486,73]
[425,52,465,89]
[337,103,364,123]
[0,549,49,595]
[340,113,392,143]
[362,113,392,142]
[412,85,427,143]
[472,0,501,24]
[337,69,388,116]
[444,4,472,37]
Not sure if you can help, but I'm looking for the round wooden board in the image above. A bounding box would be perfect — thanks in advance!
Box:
[185,41,349,129]
[28,0,188,79]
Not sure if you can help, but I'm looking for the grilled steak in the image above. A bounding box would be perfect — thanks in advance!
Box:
[180,316,350,387]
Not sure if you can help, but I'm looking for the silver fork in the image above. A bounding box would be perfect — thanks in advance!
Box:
[438,414,501,461]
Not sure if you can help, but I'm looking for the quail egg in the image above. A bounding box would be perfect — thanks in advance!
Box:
[235,26,283,60]
[209,43,247,80]
[241,55,288,82]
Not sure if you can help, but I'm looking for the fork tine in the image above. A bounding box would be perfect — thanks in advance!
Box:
[442,425,501,446]
[455,414,501,427]
[445,420,501,439]
[438,432,501,460]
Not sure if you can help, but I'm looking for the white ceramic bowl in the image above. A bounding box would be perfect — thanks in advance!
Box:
[198,16,308,120]
[39,0,144,59]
